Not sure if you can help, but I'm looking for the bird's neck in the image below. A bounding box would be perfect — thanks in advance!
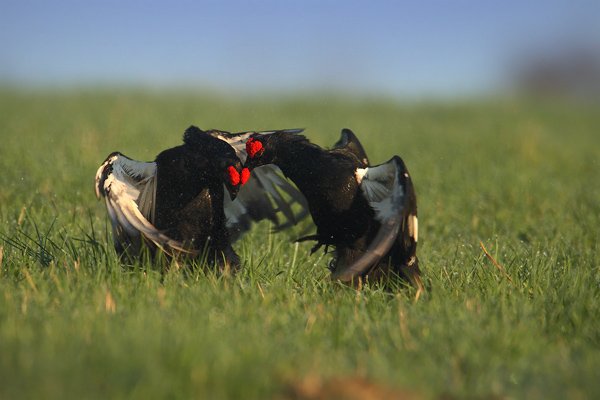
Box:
[270,136,324,188]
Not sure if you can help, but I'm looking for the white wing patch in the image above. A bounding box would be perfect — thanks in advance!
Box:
[356,160,403,221]
[409,214,418,242]
[335,156,413,282]
[95,153,189,255]
[355,168,367,184]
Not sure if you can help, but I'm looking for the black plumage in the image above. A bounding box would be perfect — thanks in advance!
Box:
[244,128,423,295]
[95,125,308,272]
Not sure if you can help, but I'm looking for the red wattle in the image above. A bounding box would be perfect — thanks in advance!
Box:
[246,138,263,158]
[227,166,240,186]
[241,168,251,185]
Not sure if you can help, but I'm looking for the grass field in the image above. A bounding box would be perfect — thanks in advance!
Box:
[0,89,599,399]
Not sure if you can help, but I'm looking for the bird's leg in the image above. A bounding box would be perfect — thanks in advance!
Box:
[295,234,320,243]
[213,247,241,276]
[396,256,424,300]
[310,242,324,255]
[295,234,328,255]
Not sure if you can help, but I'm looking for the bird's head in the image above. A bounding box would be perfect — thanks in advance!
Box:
[243,134,273,171]
[183,126,250,200]
[221,158,250,201]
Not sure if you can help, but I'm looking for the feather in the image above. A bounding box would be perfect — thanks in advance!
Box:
[95,153,191,256]
[209,128,304,163]
[334,156,410,281]
[333,128,370,167]
[224,164,309,241]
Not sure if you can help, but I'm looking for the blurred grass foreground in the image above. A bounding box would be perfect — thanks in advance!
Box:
[0,89,599,399]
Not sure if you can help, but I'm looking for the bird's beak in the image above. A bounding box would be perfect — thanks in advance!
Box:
[226,183,240,201]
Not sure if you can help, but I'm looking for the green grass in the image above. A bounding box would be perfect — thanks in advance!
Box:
[0,89,599,399]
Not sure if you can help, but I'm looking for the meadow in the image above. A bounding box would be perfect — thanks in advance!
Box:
[0,89,598,399]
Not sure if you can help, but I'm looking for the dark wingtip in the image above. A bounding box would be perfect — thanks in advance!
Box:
[333,128,370,166]
[336,128,359,146]
[283,128,305,134]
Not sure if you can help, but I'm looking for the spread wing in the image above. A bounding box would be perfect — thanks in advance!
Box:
[332,156,419,282]
[224,164,310,242]
[95,152,190,256]
[207,128,304,164]
[333,128,370,167]
[206,128,309,241]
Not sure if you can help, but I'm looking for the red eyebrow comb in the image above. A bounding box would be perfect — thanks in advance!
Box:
[227,166,240,186]
[241,168,250,185]
[246,137,263,158]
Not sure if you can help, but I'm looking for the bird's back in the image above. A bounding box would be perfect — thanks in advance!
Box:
[154,145,228,250]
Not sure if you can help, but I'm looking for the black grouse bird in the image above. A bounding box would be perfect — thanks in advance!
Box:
[95,125,308,272]
[244,128,423,295]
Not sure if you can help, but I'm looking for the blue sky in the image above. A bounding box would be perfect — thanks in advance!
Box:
[1,0,598,97]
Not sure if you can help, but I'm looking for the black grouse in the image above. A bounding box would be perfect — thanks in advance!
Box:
[243,128,423,295]
[95,125,308,272]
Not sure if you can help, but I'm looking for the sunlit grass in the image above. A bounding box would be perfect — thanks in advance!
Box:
[0,89,599,399]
